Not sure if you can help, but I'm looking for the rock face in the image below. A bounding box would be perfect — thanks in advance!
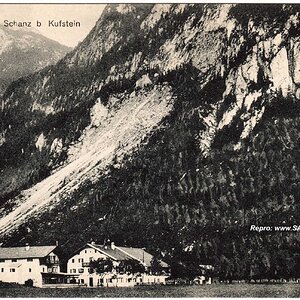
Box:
[0,25,71,95]
[0,4,300,280]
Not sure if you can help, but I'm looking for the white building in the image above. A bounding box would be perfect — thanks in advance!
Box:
[67,242,169,287]
[0,244,62,287]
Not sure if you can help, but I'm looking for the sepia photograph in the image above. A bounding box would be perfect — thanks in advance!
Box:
[0,1,300,297]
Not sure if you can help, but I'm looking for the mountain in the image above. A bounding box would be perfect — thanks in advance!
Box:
[0,4,300,280]
[0,25,71,95]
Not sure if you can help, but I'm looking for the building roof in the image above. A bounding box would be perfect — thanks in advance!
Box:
[70,243,169,268]
[117,246,169,268]
[92,244,130,261]
[0,245,57,259]
[116,246,153,267]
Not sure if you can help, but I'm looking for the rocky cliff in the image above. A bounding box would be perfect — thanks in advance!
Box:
[0,4,300,280]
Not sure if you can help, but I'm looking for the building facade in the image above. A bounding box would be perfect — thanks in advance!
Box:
[67,242,169,287]
[0,245,61,287]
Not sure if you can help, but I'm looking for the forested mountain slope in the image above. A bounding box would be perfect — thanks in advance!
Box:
[0,4,300,280]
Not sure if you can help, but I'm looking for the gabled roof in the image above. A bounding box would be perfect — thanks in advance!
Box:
[92,244,130,261]
[67,243,132,261]
[116,246,153,267]
[117,246,169,268]
[69,243,169,268]
[0,245,57,259]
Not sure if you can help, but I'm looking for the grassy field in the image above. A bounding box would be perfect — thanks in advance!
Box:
[2,283,300,298]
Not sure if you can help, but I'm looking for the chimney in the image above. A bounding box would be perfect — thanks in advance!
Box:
[91,241,95,245]
[111,242,115,250]
[55,241,59,246]
[25,243,30,251]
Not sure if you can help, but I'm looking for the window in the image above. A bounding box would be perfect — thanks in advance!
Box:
[11,259,17,262]
[95,250,97,253]
[85,250,87,253]
[78,268,84,273]
[27,258,33,262]
[73,269,76,273]
[29,268,32,273]
[81,279,84,284]
[0,259,5,263]
[10,268,15,272]
[43,267,45,272]
[70,269,72,274]
[71,259,75,263]
[1,268,4,272]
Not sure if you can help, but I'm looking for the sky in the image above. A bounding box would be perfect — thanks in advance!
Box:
[0,4,106,47]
